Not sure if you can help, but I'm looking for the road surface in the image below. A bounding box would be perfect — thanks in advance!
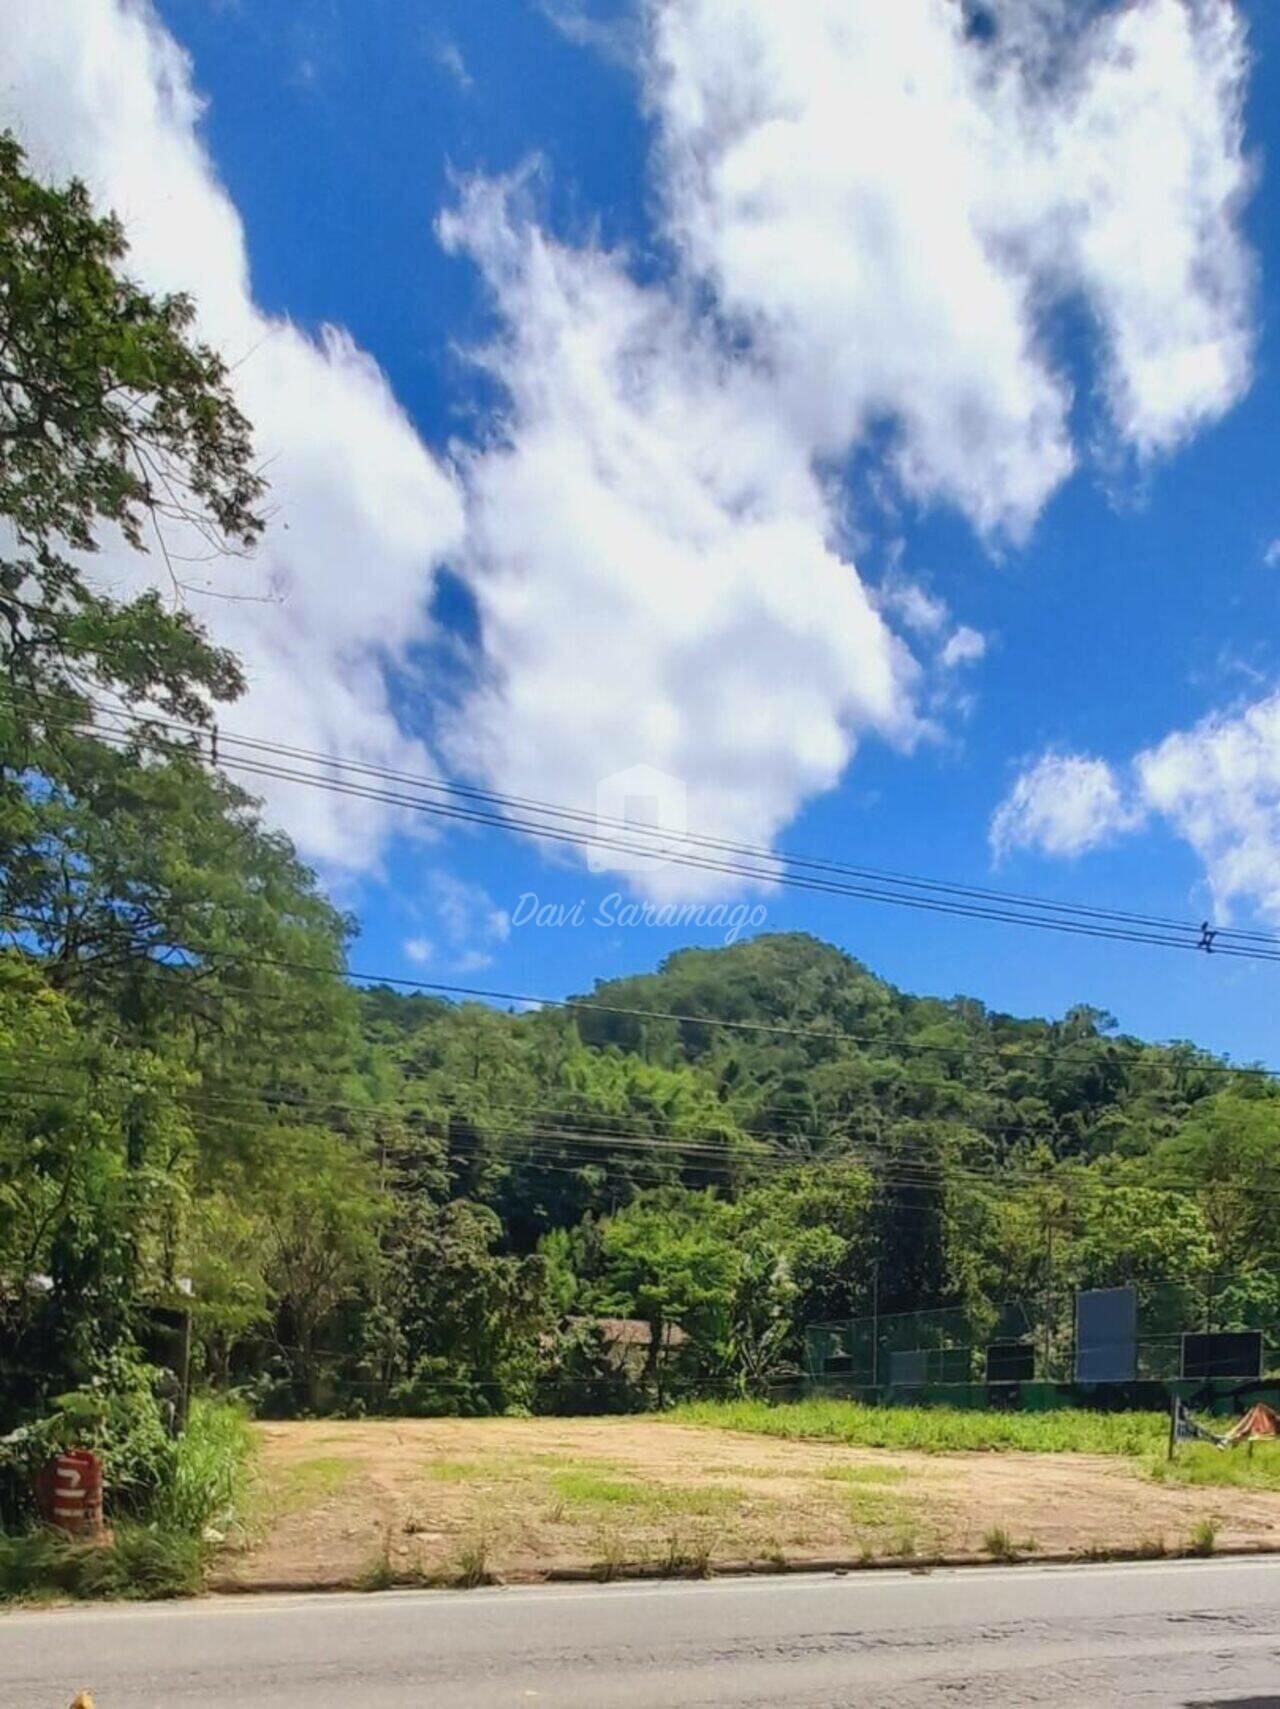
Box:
[4,1557,1280,1707]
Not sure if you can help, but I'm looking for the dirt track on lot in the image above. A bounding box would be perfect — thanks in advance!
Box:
[211,1417,1280,1590]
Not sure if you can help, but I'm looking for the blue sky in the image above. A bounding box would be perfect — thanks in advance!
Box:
[7,1,1280,1059]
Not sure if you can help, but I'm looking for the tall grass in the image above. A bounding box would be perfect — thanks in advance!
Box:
[151,1396,256,1536]
[0,1395,255,1603]
[673,1397,1167,1456]
[1151,1442,1280,1491]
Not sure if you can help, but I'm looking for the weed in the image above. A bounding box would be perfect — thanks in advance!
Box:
[661,1524,717,1577]
[592,1525,627,1582]
[1152,1443,1280,1492]
[1186,1517,1218,1558]
[549,1468,741,1521]
[151,1398,255,1538]
[358,1525,396,1592]
[1136,1535,1167,1559]
[0,1524,202,1603]
[552,1470,643,1507]
[422,1460,484,1483]
[820,1462,908,1485]
[983,1526,1018,1561]
[451,1530,493,1589]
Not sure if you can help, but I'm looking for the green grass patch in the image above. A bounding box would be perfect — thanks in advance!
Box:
[548,1467,743,1519]
[819,1462,908,1485]
[841,1488,910,1528]
[1151,1441,1280,1491]
[674,1398,1166,1456]
[273,1455,358,1514]
[421,1458,485,1482]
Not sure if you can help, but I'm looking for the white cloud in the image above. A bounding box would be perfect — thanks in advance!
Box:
[646,0,1253,538]
[0,0,465,872]
[878,577,951,638]
[538,0,640,66]
[993,690,1280,924]
[403,937,434,965]
[422,872,511,969]
[1264,540,1280,569]
[990,751,1143,860]
[438,176,921,899]
[1136,691,1280,922]
[432,38,473,93]
[433,0,1253,897]
[940,626,987,670]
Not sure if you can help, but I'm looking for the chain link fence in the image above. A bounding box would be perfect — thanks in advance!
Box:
[804,1272,1280,1394]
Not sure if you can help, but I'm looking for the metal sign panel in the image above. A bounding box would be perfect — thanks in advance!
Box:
[986,1341,1035,1383]
[1075,1285,1138,1383]
[889,1349,928,1387]
[1181,1330,1263,1381]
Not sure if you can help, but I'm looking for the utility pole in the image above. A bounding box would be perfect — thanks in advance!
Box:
[870,1259,880,1391]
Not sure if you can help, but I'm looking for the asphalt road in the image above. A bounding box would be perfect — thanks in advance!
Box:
[5,1558,1280,1708]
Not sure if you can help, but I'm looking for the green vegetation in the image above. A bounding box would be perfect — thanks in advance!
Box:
[1187,1517,1219,1557]
[151,1397,255,1537]
[549,1467,742,1519]
[0,1396,252,1602]
[270,1456,358,1517]
[673,1399,1167,1456]
[1152,1443,1280,1491]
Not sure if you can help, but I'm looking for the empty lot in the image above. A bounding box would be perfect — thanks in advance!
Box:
[214,1415,1280,1589]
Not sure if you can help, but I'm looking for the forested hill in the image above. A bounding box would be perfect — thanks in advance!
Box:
[337,930,1279,1406]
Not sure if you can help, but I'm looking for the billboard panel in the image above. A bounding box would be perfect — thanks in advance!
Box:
[1075,1285,1138,1383]
[1181,1331,1263,1381]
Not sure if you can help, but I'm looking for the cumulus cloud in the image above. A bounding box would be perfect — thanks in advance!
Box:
[990,751,1142,860]
[993,691,1280,924]
[437,176,920,898]
[1136,691,1280,922]
[646,0,1253,538]
[433,0,1253,896]
[0,0,465,871]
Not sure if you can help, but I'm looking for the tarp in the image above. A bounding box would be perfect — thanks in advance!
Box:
[1224,1402,1280,1445]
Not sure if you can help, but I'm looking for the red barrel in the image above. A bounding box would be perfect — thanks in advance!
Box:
[35,1450,105,1538]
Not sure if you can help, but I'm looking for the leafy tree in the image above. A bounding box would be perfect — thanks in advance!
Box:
[595,1189,740,1400]
[0,131,260,736]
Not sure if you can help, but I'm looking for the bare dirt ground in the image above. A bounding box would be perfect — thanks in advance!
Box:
[211,1417,1280,1590]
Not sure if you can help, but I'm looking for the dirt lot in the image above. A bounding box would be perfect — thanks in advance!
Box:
[212,1417,1280,1590]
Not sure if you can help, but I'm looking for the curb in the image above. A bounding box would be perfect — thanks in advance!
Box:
[208,1539,1280,1597]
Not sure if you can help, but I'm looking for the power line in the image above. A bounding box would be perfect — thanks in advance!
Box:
[5,1067,1280,1210]
[7,684,1280,962]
